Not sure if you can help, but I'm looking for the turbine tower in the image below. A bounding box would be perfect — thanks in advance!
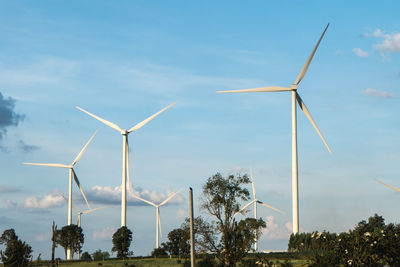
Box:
[132,190,181,248]
[218,24,332,234]
[76,103,176,227]
[233,169,283,251]
[24,130,97,260]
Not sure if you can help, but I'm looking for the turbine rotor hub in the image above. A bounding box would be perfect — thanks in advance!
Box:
[291,84,298,90]
[121,130,128,135]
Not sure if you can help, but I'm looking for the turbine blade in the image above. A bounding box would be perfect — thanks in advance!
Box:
[217,86,291,93]
[58,192,80,213]
[294,23,329,85]
[76,106,122,132]
[296,93,332,154]
[71,130,98,166]
[375,179,400,193]
[159,189,182,206]
[128,102,177,133]
[258,201,284,214]
[72,169,91,209]
[233,199,256,218]
[82,206,106,214]
[131,194,157,207]
[23,163,70,168]
[250,168,256,199]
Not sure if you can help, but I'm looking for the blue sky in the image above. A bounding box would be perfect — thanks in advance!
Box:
[0,0,400,259]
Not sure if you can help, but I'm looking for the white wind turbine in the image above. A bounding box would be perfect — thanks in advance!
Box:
[132,190,182,249]
[375,179,400,193]
[76,103,176,227]
[218,24,332,234]
[24,130,97,260]
[233,169,283,251]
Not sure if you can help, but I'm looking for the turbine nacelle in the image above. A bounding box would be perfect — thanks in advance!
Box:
[291,84,298,90]
[121,130,128,135]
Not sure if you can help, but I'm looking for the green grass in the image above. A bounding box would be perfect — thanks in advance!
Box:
[34,255,311,267]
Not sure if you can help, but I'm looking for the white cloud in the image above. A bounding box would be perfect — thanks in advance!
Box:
[93,227,116,240]
[23,190,65,210]
[176,208,187,220]
[35,232,50,242]
[6,199,17,210]
[352,48,369,58]
[365,29,400,53]
[261,216,292,240]
[84,185,185,206]
[362,88,395,99]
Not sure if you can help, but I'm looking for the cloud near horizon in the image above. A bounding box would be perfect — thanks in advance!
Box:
[261,216,292,240]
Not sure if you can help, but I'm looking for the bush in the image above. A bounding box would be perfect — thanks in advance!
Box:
[151,247,168,257]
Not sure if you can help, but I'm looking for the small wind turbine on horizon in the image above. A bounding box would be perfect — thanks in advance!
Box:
[24,130,97,260]
[375,179,400,193]
[132,189,182,249]
[233,169,283,251]
[217,24,332,234]
[76,102,176,227]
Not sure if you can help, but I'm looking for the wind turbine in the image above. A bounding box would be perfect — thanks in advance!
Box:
[233,169,283,251]
[76,102,176,227]
[217,24,332,234]
[132,189,182,248]
[24,130,97,260]
[375,179,400,193]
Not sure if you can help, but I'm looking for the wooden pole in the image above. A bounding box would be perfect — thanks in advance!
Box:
[189,187,196,267]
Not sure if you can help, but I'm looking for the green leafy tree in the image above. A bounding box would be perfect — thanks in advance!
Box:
[112,226,133,259]
[80,251,92,261]
[151,247,168,257]
[56,224,84,260]
[0,229,32,267]
[92,249,110,261]
[199,172,266,266]
[162,228,190,256]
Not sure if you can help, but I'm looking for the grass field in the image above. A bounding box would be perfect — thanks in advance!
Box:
[37,255,311,267]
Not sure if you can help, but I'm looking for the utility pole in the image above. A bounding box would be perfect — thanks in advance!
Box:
[189,187,196,267]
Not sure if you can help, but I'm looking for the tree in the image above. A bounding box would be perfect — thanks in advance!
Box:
[92,249,110,261]
[151,247,168,257]
[0,229,32,267]
[80,251,92,261]
[162,228,190,256]
[112,226,133,259]
[56,224,84,260]
[199,172,266,266]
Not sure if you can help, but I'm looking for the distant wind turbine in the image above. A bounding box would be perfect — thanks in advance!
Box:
[217,24,332,234]
[76,103,176,227]
[132,189,182,248]
[24,130,97,260]
[375,179,400,193]
[233,169,283,251]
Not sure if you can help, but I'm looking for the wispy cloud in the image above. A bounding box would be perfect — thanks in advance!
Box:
[93,227,116,240]
[18,140,40,153]
[0,185,23,193]
[34,232,50,242]
[0,92,24,142]
[85,185,184,206]
[362,88,395,99]
[352,48,369,58]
